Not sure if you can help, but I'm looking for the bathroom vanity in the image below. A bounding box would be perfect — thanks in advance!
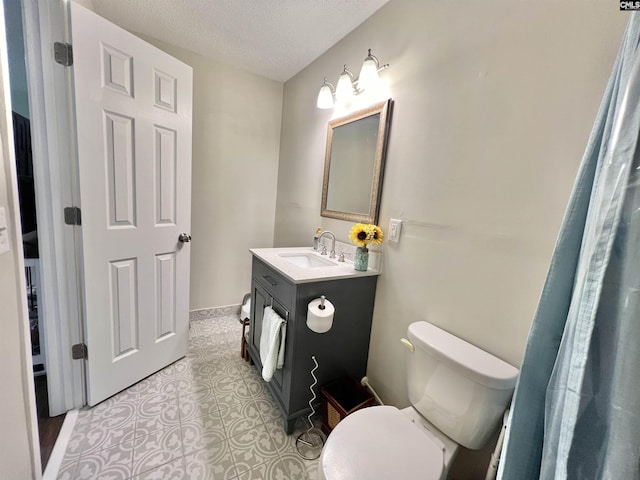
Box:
[248,247,379,434]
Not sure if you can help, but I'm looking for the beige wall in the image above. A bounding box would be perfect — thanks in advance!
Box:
[0,3,38,476]
[143,38,283,311]
[276,0,627,412]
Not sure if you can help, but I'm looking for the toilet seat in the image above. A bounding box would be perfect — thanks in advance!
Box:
[319,406,445,480]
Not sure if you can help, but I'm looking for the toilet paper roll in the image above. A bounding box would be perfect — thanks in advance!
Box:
[306,297,335,333]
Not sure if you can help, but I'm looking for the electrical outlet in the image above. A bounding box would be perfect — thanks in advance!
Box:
[388,218,402,244]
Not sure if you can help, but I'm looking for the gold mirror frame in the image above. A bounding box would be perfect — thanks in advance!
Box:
[321,99,393,224]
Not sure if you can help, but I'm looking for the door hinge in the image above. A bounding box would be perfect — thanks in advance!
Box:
[54,42,73,66]
[72,343,88,360]
[64,207,82,226]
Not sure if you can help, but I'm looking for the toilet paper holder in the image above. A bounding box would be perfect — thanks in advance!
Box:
[306,295,335,334]
[318,295,327,310]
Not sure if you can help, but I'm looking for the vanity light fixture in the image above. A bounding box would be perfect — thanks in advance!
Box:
[316,48,389,109]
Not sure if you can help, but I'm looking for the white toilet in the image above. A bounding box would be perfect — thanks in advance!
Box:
[318,321,519,480]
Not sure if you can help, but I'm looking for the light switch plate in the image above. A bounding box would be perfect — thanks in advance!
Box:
[0,207,9,255]
[388,218,402,244]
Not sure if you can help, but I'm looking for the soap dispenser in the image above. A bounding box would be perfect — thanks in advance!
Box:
[313,227,322,251]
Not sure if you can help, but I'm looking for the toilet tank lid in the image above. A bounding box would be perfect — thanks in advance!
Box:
[408,321,519,390]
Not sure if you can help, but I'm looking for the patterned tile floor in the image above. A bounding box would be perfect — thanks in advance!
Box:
[57,315,321,480]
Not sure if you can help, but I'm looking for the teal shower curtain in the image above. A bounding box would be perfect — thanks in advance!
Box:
[498,13,640,480]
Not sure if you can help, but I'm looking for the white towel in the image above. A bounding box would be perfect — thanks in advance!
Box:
[260,306,287,382]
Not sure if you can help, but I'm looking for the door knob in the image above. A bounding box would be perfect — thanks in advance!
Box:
[178,233,192,243]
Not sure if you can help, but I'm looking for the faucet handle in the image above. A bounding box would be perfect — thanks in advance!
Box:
[321,245,327,255]
[338,252,345,262]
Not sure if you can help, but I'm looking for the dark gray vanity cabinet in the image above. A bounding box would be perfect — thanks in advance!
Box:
[248,256,378,433]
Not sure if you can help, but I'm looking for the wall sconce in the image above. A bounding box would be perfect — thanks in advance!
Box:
[316,48,389,109]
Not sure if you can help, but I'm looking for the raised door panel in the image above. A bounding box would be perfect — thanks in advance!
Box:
[104,111,136,227]
[155,253,176,340]
[154,126,177,225]
[109,258,138,359]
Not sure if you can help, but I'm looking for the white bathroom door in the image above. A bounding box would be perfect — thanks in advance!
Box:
[70,3,193,405]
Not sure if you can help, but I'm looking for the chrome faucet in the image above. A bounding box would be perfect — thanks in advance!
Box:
[318,231,336,258]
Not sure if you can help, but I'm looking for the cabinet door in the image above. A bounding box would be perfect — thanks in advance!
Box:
[250,282,285,393]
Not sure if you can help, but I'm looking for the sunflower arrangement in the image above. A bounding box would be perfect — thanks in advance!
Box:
[349,223,384,249]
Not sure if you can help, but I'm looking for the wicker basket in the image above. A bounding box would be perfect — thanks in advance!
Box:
[320,377,376,433]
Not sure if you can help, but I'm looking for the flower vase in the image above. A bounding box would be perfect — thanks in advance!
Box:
[354,246,369,271]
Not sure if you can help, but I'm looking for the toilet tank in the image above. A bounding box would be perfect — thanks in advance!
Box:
[405,321,519,450]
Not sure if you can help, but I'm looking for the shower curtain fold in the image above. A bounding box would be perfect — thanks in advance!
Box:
[498,13,640,480]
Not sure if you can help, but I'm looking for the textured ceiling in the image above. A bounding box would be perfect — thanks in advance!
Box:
[88,0,390,82]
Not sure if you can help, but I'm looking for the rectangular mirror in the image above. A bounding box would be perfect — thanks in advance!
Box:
[321,99,392,224]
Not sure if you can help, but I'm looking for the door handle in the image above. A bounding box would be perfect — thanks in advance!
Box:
[178,233,192,243]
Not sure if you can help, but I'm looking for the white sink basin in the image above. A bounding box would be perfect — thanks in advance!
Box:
[278,252,337,268]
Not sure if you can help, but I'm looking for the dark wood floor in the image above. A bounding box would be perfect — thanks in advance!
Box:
[34,374,66,471]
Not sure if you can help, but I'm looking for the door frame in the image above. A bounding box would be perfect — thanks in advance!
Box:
[0,3,40,477]
[22,0,84,416]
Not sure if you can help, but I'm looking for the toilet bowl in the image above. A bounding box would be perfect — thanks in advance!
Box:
[318,321,519,480]
[318,405,458,480]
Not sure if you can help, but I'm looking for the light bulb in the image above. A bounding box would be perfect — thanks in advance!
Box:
[358,50,380,91]
[335,66,354,101]
[316,78,334,109]
[317,85,334,109]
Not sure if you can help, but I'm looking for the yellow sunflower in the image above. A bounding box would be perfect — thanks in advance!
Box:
[349,223,370,247]
[368,225,384,244]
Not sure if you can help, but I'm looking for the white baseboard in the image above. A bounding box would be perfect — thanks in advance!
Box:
[42,409,78,480]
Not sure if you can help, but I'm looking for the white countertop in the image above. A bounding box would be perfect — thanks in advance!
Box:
[250,247,380,284]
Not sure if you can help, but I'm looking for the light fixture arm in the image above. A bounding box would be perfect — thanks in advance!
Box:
[365,49,389,73]
[321,77,335,93]
[366,49,379,68]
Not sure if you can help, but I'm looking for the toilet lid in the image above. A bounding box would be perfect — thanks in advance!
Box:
[320,406,445,480]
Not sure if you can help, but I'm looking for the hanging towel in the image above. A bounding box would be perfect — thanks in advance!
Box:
[260,306,287,382]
